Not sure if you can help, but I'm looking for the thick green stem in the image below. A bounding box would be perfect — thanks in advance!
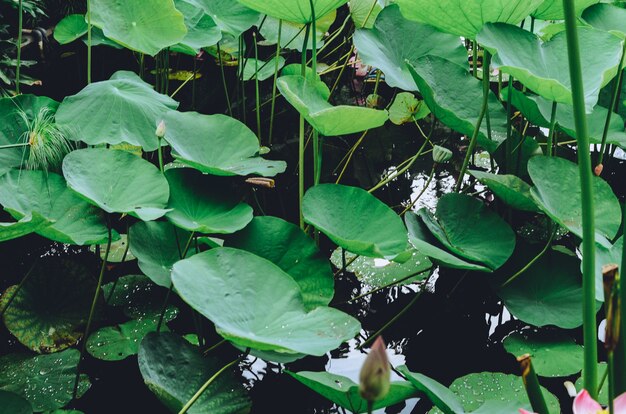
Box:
[562,0,598,397]
[298,24,311,230]
[547,101,558,157]
[157,137,164,172]
[253,33,262,143]
[16,0,22,94]
[216,42,233,117]
[616,204,626,394]
[598,43,626,167]
[308,0,322,186]
[268,20,282,145]
[504,78,514,174]
[518,355,550,414]
[87,0,92,84]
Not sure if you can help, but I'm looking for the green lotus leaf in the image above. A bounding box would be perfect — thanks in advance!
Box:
[503,330,583,377]
[589,236,623,302]
[83,26,124,49]
[532,0,599,20]
[87,318,170,361]
[62,148,170,221]
[236,0,347,23]
[498,249,588,329]
[0,94,59,176]
[89,234,135,263]
[528,156,621,246]
[478,23,623,112]
[583,3,626,39]
[286,371,418,413]
[129,221,192,287]
[406,212,492,272]
[396,366,464,414]
[395,0,544,39]
[429,372,559,414]
[0,170,110,245]
[277,75,388,136]
[407,56,509,153]
[45,410,85,414]
[330,247,432,288]
[90,0,187,56]
[227,216,334,309]
[0,349,90,412]
[349,0,383,29]
[0,390,32,414]
[138,332,251,414]
[172,247,361,358]
[302,184,407,259]
[56,71,179,151]
[469,170,540,212]
[103,274,178,319]
[0,213,52,242]
[388,92,431,125]
[53,14,88,44]
[353,5,468,91]
[165,168,253,234]
[259,11,336,50]
[172,0,222,54]
[164,111,286,177]
[242,56,286,81]
[0,258,98,353]
[417,194,516,270]
[193,0,259,38]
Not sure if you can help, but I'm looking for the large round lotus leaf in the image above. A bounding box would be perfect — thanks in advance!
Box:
[236,0,347,23]
[405,213,491,272]
[83,26,124,49]
[469,171,540,212]
[532,0,600,20]
[528,156,621,246]
[56,71,179,151]
[330,247,432,288]
[302,184,407,259]
[349,0,383,29]
[286,371,418,413]
[417,194,516,270]
[388,93,431,125]
[583,4,626,39]
[53,14,88,44]
[165,168,253,234]
[396,366,464,414]
[0,258,97,353]
[589,236,623,302]
[407,56,508,153]
[172,0,222,55]
[129,221,192,287]
[227,216,334,309]
[0,170,110,245]
[0,94,59,176]
[103,274,177,319]
[395,0,544,39]
[353,5,467,91]
[0,390,32,414]
[90,0,187,56]
[0,349,90,412]
[62,148,170,221]
[0,213,52,242]
[259,11,336,50]
[172,247,361,357]
[242,57,286,81]
[429,372,559,414]
[477,24,623,112]
[277,75,388,136]
[498,249,587,329]
[138,332,251,414]
[87,318,169,362]
[503,330,583,377]
[164,111,286,177]
[192,0,259,38]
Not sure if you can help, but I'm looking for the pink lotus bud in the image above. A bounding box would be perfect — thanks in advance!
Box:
[156,120,166,138]
[359,336,391,402]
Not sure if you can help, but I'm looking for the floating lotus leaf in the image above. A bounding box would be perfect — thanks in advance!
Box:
[103,274,178,319]
[0,349,90,412]
[406,212,491,272]
[138,332,251,414]
[62,148,170,221]
[164,111,286,177]
[56,71,179,151]
[87,318,169,362]
[194,0,259,38]
[172,247,361,358]
[277,75,388,136]
[469,171,540,212]
[353,5,468,91]
[236,0,347,23]
[528,156,621,246]
[532,0,600,20]
[259,11,336,50]
[590,236,623,302]
[0,213,52,243]
[417,194,516,270]
[53,14,88,44]
[286,371,418,413]
[90,0,187,56]
[165,168,253,234]
[395,0,544,39]
[0,170,110,245]
[129,221,192,287]
[172,0,222,54]
[583,3,626,39]
[478,23,623,112]
[227,216,334,309]
[302,184,407,259]
[407,56,508,153]
[503,330,584,377]
[396,366,465,414]
[242,57,286,81]
[388,92,431,125]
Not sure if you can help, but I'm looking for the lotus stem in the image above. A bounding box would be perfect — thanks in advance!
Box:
[616,212,626,394]
[562,0,598,397]
[87,0,92,84]
[216,42,233,117]
[298,24,311,230]
[547,101,558,157]
[603,264,620,412]
[518,354,550,414]
[253,33,262,143]
[504,77,514,174]
[268,20,282,146]
[308,0,322,186]
[16,0,23,94]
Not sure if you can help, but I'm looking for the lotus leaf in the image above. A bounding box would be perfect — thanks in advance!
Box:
[236,0,347,23]
[469,171,540,212]
[0,213,52,242]
[53,14,88,44]
[532,0,600,20]
[259,11,336,50]
[172,0,222,54]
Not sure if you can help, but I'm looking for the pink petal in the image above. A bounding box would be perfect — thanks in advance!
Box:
[573,390,603,414]
[519,410,537,414]
[613,391,626,414]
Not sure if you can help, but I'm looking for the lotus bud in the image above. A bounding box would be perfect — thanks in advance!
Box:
[156,120,166,138]
[432,145,453,164]
[366,94,384,109]
[359,336,391,403]
[594,164,603,176]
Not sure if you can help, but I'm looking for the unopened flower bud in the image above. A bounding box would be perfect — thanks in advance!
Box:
[594,164,603,176]
[359,336,391,402]
[433,145,453,164]
[156,120,166,138]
